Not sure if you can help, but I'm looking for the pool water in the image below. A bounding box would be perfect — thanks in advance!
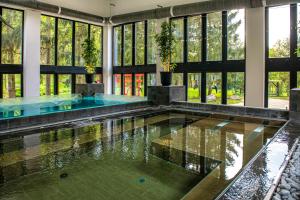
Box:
[0,94,146,119]
[0,112,283,200]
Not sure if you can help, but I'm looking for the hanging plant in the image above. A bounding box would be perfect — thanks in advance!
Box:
[155,21,177,72]
[82,38,97,74]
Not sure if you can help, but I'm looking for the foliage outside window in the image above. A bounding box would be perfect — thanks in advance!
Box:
[82,38,97,73]
[188,16,202,62]
[147,73,156,86]
[113,26,122,66]
[269,6,290,58]
[227,10,245,60]
[135,74,144,96]
[124,24,133,66]
[124,74,132,96]
[135,22,145,65]
[206,73,222,104]
[172,73,183,86]
[58,74,72,94]
[91,25,102,67]
[188,73,201,102]
[171,18,184,63]
[2,74,21,98]
[40,15,55,65]
[207,12,222,61]
[114,74,121,95]
[147,20,157,64]
[58,19,73,66]
[76,74,86,84]
[227,72,244,106]
[75,22,88,66]
[40,74,54,96]
[268,72,290,110]
[1,8,23,64]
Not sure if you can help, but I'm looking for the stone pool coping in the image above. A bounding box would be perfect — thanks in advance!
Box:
[0,101,150,133]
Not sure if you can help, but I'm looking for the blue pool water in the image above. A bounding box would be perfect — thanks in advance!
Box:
[0,94,147,120]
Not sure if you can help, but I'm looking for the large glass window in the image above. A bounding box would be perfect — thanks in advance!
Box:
[124,74,132,96]
[172,19,184,63]
[227,9,245,60]
[188,73,201,102]
[40,15,55,65]
[93,74,102,83]
[147,20,157,64]
[58,74,72,94]
[113,74,121,95]
[75,22,88,66]
[40,74,54,96]
[188,16,202,62]
[124,24,133,66]
[147,73,156,86]
[135,22,145,65]
[268,72,290,110]
[298,4,300,57]
[297,72,300,88]
[113,26,122,66]
[76,74,86,84]
[91,25,102,67]
[269,5,290,58]
[206,73,222,104]
[1,8,23,64]
[207,12,222,61]
[135,74,144,96]
[2,74,21,98]
[57,19,73,66]
[227,72,244,106]
[172,73,183,86]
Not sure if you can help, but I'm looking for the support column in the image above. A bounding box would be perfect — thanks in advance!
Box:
[23,9,41,97]
[103,25,113,94]
[155,18,168,86]
[245,7,265,107]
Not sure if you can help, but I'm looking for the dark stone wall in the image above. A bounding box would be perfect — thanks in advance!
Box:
[147,86,186,105]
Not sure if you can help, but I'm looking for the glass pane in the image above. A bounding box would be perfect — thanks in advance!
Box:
[227,9,245,60]
[93,74,102,83]
[207,12,222,61]
[40,74,54,96]
[147,20,157,64]
[124,74,132,96]
[2,74,21,98]
[227,72,244,106]
[147,73,156,86]
[113,74,121,95]
[124,24,133,66]
[297,72,300,88]
[188,73,201,102]
[40,15,55,65]
[75,22,88,66]
[76,74,86,84]
[172,73,183,86]
[188,16,202,62]
[1,8,23,64]
[135,22,145,65]
[113,26,122,66]
[57,19,73,66]
[269,5,290,58]
[206,73,222,104]
[172,19,184,63]
[91,25,102,67]
[135,74,144,97]
[268,72,289,110]
[58,74,72,94]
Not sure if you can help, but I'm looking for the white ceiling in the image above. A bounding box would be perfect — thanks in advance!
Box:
[39,0,208,17]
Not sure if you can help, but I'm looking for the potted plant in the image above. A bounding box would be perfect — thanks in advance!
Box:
[82,38,97,83]
[155,21,176,86]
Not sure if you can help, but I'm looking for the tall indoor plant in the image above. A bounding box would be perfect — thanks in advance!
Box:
[155,21,176,86]
[82,38,97,83]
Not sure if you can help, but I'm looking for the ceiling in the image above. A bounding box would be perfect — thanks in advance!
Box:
[39,0,209,17]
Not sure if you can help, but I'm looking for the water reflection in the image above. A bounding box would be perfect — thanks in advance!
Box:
[0,112,283,200]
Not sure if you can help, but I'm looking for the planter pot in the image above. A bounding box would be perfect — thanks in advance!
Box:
[160,72,172,86]
[85,74,94,84]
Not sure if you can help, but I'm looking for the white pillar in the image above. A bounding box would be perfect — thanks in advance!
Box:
[155,18,169,86]
[23,9,41,97]
[245,7,265,107]
[103,25,113,94]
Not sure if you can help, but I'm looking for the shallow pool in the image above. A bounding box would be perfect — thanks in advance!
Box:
[0,111,284,200]
[0,94,147,120]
